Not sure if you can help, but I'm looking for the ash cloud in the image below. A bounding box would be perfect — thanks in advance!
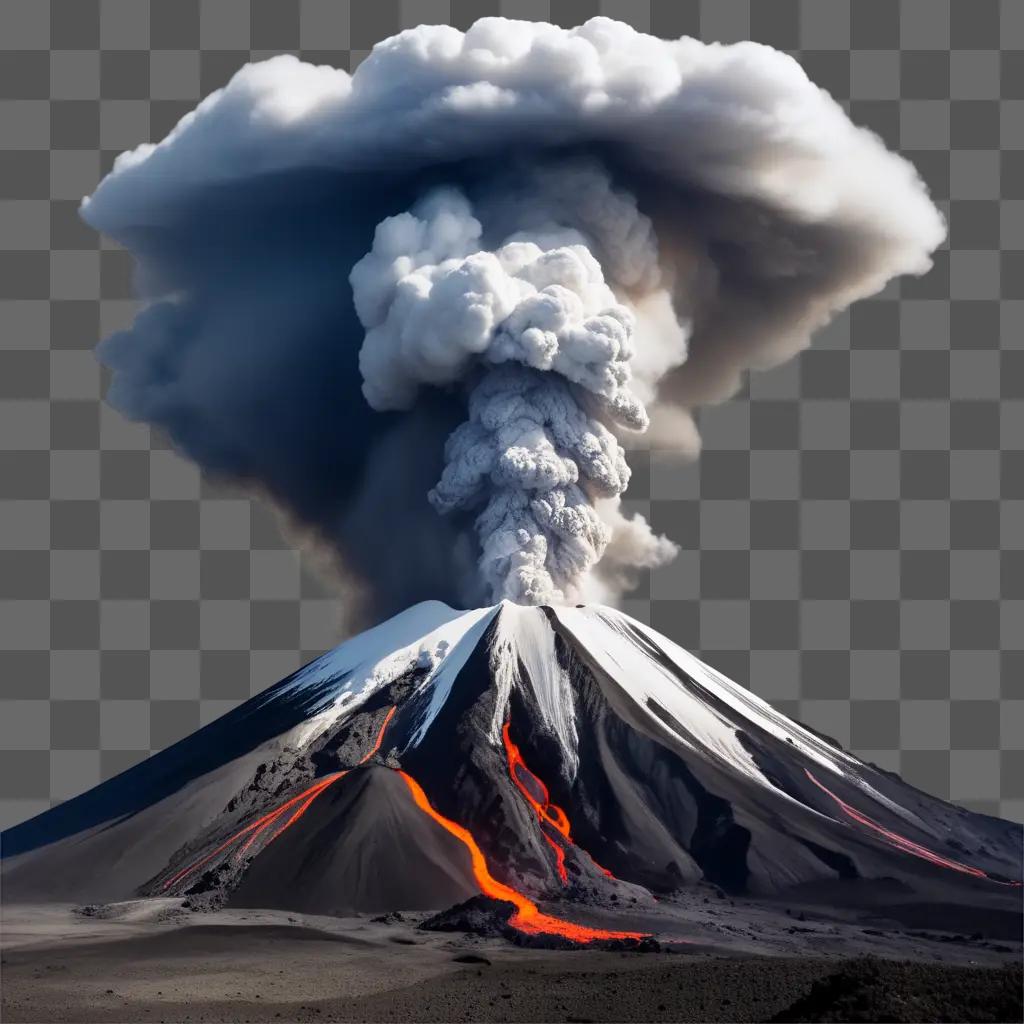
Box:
[83,18,945,626]
[351,171,668,603]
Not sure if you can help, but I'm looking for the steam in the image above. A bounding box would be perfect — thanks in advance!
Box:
[82,18,945,625]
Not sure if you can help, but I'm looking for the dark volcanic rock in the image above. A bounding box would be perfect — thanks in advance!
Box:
[72,903,107,918]
[181,890,227,913]
[771,956,1023,1023]
[420,895,661,953]
[602,935,662,953]
[419,895,517,937]
[371,910,406,924]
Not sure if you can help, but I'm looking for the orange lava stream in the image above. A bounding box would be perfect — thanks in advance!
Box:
[398,769,647,943]
[366,705,398,760]
[236,806,290,859]
[162,772,343,890]
[543,831,568,884]
[262,774,343,849]
[501,721,615,882]
[804,769,1021,886]
[163,705,398,892]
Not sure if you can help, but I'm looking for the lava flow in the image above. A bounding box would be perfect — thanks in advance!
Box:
[161,772,342,890]
[805,768,1020,886]
[162,705,397,892]
[398,769,647,943]
[501,721,614,883]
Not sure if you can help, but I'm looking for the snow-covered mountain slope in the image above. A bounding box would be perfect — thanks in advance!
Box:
[3,601,1021,935]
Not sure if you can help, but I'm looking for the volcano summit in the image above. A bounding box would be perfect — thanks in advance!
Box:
[3,601,1020,949]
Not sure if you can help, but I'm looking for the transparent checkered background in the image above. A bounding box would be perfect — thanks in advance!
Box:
[1,0,1022,831]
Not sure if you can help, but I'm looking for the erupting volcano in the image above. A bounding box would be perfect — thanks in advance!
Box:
[3,601,1020,947]
[4,20,1024,1024]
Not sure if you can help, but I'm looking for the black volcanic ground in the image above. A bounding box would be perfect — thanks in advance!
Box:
[2,902,1021,1023]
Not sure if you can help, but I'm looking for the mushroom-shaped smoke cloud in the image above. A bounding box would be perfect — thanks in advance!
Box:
[83,18,945,627]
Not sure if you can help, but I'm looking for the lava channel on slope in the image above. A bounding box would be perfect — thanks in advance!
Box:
[804,768,1021,887]
[161,706,397,892]
[501,721,614,884]
[398,769,647,943]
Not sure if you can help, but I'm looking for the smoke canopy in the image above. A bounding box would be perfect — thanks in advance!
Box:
[83,17,945,625]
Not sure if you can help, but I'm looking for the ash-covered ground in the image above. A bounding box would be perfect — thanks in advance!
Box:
[2,901,1020,1024]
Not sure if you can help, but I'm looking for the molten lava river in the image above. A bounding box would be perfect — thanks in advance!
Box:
[160,705,647,943]
[501,720,615,884]
[397,770,644,942]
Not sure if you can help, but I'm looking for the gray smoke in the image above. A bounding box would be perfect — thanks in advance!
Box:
[350,171,672,603]
[82,18,945,626]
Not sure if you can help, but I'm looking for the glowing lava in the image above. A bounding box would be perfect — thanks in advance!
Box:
[364,705,398,762]
[542,832,568,884]
[162,772,343,890]
[805,768,1020,886]
[501,721,615,883]
[398,769,647,943]
[162,705,398,892]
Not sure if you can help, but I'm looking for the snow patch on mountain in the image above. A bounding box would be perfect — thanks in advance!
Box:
[267,599,922,830]
[488,601,580,776]
[273,601,496,748]
[407,605,499,746]
[553,605,774,784]
[553,605,918,825]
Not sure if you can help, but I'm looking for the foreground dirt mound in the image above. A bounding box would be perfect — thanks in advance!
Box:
[420,895,518,937]
[771,956,1024,1023]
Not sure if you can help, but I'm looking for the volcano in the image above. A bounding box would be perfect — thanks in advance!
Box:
[3,601,1021,946]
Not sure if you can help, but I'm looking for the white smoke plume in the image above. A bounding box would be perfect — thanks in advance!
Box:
[350,173,673,602]
[81,18,945,624]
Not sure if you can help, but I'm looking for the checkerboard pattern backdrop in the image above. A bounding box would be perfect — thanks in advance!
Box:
[1,0,1022,831]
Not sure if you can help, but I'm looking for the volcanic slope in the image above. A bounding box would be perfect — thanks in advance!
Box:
[2,601,1021,943]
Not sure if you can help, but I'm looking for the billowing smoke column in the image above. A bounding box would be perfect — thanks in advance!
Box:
[350,171,673,602]
[82,18,945,626]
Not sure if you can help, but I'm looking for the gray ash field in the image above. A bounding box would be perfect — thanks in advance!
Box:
[2,903,1021,1023]
[3,602,1022,1022]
